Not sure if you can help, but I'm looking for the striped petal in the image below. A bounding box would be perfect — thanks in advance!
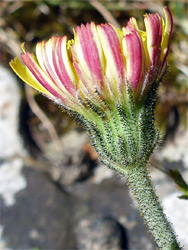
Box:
[72,23,104,96]
[20,45,81,110]
[160,6,173,71]
[10,56,53,98]
[123,18,150,73]
[123,17,139,33]
[72,22,114,104]
[123,29,147,92]
[52,37,78,95]
[97,23,125,97]
[36,36,79,98]
[144,13,162,71]
[21,52,62,99]
[76,23,104,87]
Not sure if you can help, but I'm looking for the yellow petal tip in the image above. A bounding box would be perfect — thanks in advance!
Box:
[21,42,26,53]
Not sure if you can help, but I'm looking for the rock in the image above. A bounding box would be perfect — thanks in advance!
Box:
[0,65,25,158]
[1,167,77,249]
[67,177,156,250]
[0,225,6,250]
[0,65,28,248]
[0,158,26,207]
[150,126,188,247]
[45,131,96,185]
[163,192,188,248]
[158,128,188,168]
[75,215,128,250]
[92,164,114,184]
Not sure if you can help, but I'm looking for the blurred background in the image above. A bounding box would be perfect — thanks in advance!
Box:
[0,1,187,249]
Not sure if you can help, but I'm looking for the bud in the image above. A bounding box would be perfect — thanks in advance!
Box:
[10,7,173,170]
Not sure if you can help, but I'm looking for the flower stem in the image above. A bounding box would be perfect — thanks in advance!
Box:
[125,163,181,250]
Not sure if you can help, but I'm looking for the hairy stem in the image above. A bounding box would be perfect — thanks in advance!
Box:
[125,163,181,250]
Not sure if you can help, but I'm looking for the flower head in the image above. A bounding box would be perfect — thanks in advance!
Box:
[10,7,173,117]
[10,6,173,167]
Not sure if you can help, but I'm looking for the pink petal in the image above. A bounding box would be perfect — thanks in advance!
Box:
[21,52,62,99]
[76,23,103,87]
[161,6,173,71]
[99,23,125,81]
[37,39,66,93]
[52,36,76,95]
[123,30,143,90]
[144,13,162,70]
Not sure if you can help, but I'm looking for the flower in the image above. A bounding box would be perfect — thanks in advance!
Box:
[10,7,173,116]
[9,8,180,249]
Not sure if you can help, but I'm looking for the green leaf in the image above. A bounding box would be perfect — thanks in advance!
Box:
[178,194,188,200]
[168,169,188,196]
